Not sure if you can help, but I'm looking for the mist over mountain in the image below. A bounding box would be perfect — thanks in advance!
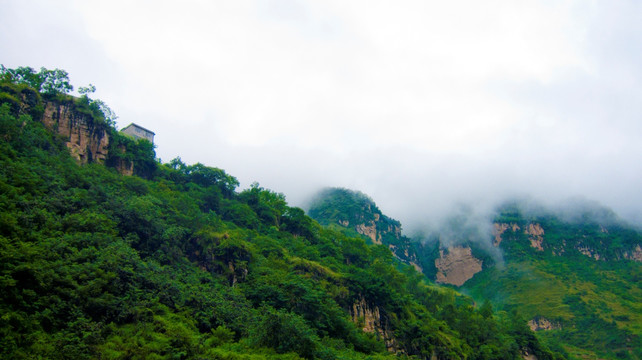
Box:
[3,2,642,358]
[275,142,641,245]
[1,68,577,359]
[3,2,642,232]
[308,186,642,359]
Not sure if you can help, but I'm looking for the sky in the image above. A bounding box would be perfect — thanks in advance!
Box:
[2,0,642,231]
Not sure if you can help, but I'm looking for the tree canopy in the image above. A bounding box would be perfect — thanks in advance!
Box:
[0,68,568,359]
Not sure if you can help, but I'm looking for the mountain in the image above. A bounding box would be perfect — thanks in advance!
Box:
[0,67,566,359]
[308,188,642,360]
[467,200,642,360]
[307,188,422,271]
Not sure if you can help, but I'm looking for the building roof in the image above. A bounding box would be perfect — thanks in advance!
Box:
[121,123,155,135]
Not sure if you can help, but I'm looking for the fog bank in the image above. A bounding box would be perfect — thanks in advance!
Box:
[2,1,641,230]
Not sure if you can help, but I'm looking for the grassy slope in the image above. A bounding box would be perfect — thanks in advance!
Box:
[462,212,642,360]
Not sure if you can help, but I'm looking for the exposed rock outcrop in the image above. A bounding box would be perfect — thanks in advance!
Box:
[493,222,545,251]
[114,158,134,176]
[355,222,380,244]
[495,219,642,263]
[623,245,642,262]
[353,214,402,246]
[347,205,420,270]
[435,246,482,286]
[528,317,561,331]
[577,246,602,261]
[525,223,545,251]
[308,188,423,273]
[41,101,110,164]
[350,297,398,352]
[493,223,520,246]
[109,145,135,176]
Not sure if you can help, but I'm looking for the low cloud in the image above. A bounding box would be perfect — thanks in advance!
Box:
[2,1,641,232]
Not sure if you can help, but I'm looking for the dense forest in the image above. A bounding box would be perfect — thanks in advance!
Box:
[0,67,567,359]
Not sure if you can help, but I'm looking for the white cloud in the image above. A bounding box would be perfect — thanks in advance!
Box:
[2,0,642,226]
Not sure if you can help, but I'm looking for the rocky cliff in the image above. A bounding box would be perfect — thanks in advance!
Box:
[308,188,423,271]
[353,217,422,272]
[0,83,141,173]
[434,246,482,286]
[493,220,642,262]
[493,222,545,251]
[37,99,149,177]
[41,100,110,164]
[350,297,399,353]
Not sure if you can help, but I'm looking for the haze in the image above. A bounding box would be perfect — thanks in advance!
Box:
[2,1,642,230]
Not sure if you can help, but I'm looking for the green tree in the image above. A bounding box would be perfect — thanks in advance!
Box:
[0,65,72,95]
[75,83,118,125]
[251,306,319,359]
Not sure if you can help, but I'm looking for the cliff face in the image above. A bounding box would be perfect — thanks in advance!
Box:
[493,222,545,251]
[434,246,482,286]
[41,101,110,164]
[493,221,642,262]
[38,100,144,177]
[308,188,423,272]
[352,213,397,245]
[350,297,399,353]
[525,223,545,251]
[355,220,380,244]
[493,223,521,246]
[352,215,423,272]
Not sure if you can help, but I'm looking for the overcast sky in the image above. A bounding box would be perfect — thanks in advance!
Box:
[2,0,642,229]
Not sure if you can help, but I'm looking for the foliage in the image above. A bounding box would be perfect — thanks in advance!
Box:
[307,187,420,268]
[74,90,118,127]
[311,189,642,359]
[308,188,382,226]
[0,70,563,359]
[1,65,73,95]
[460,200,642,360]
[106,131,158,178]
[77,82,118,125]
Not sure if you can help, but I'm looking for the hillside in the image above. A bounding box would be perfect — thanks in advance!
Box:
[307,188,422,271]
[465,200,642,360]
[0,67,566,359]
[308,188,642,360]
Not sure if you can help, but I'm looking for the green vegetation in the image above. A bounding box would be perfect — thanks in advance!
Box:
[1,65,73,96]
[309,188,382,226]
[310,189,642,359]
[307,188,420,267]
[0,67,563,359]
[462,201,642,360]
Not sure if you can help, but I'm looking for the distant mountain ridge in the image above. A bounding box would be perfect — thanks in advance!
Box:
[308,188,642,359]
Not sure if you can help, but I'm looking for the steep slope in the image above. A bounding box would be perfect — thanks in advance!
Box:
[0,68,564,359]
[309,189,642,359]
[307,188,422,271]
[307,188,489,285]
[463,201,642,360]
[434,246,482,286]
[0,71,155,177]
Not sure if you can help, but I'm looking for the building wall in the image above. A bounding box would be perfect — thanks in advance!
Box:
[122,125,154,143]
